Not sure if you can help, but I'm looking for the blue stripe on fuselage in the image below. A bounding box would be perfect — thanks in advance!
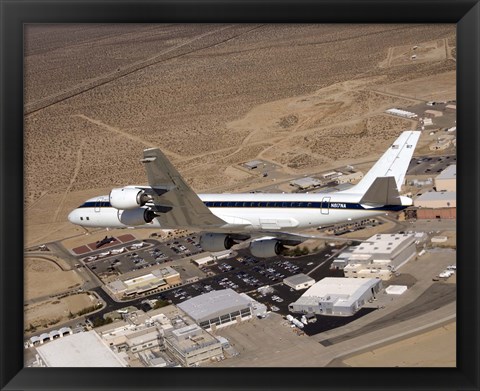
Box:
[78,200,407,212]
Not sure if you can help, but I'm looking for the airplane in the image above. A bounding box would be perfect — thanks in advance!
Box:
[68,130,420,258]
[110,247,126,255]
[95,235,115,248]
[130,242,145,249]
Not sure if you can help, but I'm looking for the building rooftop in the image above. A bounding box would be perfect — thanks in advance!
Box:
[352,234,415,255]
[36,331,126,367]
[415,191,456,202]
[244,160,263,168]
[290,177,322,188]
[107,266,179,295]
[293,277,380,308]
[283,273,315,286]
[436,164,456,180]
[166,324,219,354]
[177,289,250,322]
[302,277,377,299]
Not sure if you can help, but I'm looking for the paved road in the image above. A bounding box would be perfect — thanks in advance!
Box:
[319,282,456,346]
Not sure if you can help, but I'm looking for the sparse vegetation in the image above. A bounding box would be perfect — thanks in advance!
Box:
[92,317,113,328]
[285,246,310,257]
[76,303,103,317]
[153,300,169,310]
[24,25,455,207]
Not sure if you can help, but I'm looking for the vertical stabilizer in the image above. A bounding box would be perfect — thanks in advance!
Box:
[344,131,420,195]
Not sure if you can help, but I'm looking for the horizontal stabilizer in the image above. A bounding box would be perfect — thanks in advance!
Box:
[359,176,401,206]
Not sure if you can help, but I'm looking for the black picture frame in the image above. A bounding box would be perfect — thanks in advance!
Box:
[1,1,479,390]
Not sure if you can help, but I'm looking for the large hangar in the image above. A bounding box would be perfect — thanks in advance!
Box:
[283,274,315,290]
[288,277,382,316]
[177,289,253,331]
[35,331,127,367]
[434,164,456,192]
[414,191,456,208]
[343,233,417,280]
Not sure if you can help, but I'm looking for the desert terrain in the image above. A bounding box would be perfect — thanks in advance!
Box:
[24,24,456,365]
[24,256,82,300]
[25,24,456,246]
[23,256,96,330]
[342,322,456,367]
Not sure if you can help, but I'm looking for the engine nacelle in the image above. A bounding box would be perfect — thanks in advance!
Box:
[200,233,235,252]
[118,208,156,226]
[250,238,283,258]
[110,187,149,210]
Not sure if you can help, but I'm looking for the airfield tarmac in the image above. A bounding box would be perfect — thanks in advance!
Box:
[24,24,456,367]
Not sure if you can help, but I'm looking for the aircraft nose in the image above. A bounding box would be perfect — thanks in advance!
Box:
[68,210,77,224]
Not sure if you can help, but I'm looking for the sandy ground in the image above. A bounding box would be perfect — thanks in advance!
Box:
[342,322,456,367]
[24,24,456,248]
[23,24,456,365]
[24,293,94,330]
[24,257,83,301]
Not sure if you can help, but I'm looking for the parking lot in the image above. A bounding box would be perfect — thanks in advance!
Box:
[77,233,366,328]
[152,247,344,311]
[407,155,456,177]
[83,235,204,278]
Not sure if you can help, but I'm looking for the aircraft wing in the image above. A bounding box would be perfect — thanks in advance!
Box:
[140,148,226,228]
[206,229,360,246]
[258,231,360,245]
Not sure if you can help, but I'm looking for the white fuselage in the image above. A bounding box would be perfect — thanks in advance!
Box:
[67,189,408,231]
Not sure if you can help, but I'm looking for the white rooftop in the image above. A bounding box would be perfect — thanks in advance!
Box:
[435,165,456,180]
[290,177,322,187]
[415,191,456,201]
[302,277,378,299]
[385,285,408,295]
[352,234,415,255]
[283,273,315,285]
[245,160,263,167]
[177,289,250,322]
[36,331,126,367]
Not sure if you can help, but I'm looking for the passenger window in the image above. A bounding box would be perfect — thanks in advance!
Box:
[80,217,83,221]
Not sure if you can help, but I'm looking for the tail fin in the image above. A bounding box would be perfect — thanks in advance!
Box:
[345,130,420,195]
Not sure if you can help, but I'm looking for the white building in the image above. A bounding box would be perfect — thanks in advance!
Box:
[434,164,456,192]
[35,331,127,367]
[177,289,253,331]
[289,277,382,316]
[239,293,268,317]
[385,285,408,295]
[211,250,233,260]
[335,171,363,185]
[290,177,322,190]
[244,160,263,170]
[164,324,223,367]
[414,191,456,208]
[191,254,214,266]
[106,266,181,298]
[97,318,163,354]
[323,171,342,180]
[283,274,315,290]
[343,234,417,280]
[385,108,418,119]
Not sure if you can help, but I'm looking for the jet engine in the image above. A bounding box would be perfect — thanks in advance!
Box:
[249,238,284,258]
[200,233,236,252]
[118,207,156,226]
[110,187,151,210]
